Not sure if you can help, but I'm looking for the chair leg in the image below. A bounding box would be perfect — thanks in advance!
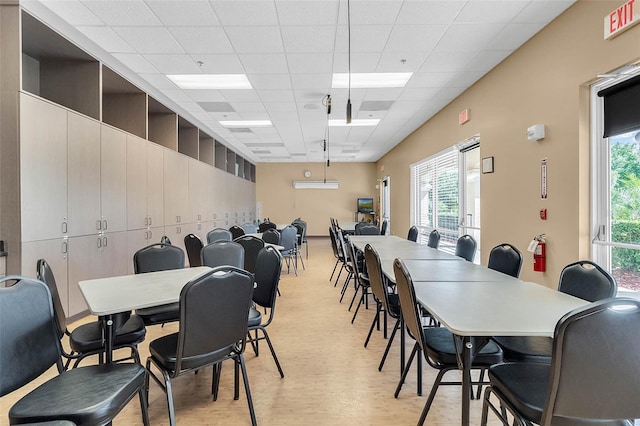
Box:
[364,302,381,348]
[260,326,284,378]
[330,259,339,281]
[417,368,450,425]
[238,354,258,426]
[348,282,361,311]
[138,386,150,426]
[162,370,176,426]
[417,350,422,396]
[212,363,222,401]
[339,272,352,302]
[378,318,400,371]
[395,343,419,398]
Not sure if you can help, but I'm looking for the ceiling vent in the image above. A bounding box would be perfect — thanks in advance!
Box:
[198,102,235,112]
[360,100,394,111]
[229,127,253,133]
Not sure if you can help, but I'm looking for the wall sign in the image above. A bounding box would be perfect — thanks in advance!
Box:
[541,158,548,199]
[482,156,494,174]
[605,0,639,39]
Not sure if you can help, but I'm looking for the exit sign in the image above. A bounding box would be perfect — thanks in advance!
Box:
[459,109,470,125]
[605,0,639,39]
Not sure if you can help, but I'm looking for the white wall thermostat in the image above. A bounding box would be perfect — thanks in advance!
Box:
[527,124,545,141]
[304,170,312,178]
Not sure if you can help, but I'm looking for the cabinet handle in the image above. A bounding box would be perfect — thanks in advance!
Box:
[97,237,102,248]
[103,220,108,230]
[61,241,68,254]
[62,222,67,234]
[198,214,202,221]
[176,215,179,223]
[97,220,102,230]
[149,217,153,226]
[103,237,108,247]
[177,226,181,234]
[149,230,153,240]
[145,217,148,226]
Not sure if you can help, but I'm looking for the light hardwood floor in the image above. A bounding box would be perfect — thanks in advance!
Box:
[1,237,503,425]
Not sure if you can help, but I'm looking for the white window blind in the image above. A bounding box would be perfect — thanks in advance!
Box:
[411,148,459,245]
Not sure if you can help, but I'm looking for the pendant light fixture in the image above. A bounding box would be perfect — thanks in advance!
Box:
[346,0,352,124]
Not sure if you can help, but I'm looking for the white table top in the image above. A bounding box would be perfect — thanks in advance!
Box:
[414,280,588,337]
[79,266,212,316]
[383,258,519,283]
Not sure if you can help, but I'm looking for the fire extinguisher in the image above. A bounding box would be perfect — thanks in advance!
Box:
[532,234,546,272]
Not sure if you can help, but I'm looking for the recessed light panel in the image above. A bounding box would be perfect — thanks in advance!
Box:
[167,74,252,89]
[332,73,413,88]
[328,119,380,127]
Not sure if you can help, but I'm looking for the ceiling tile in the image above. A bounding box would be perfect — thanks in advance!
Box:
[281,26,336,53]
[465,50,512,73]
[275,0,339,26]
[257,90,295,103]
[184,89,226,102]
[143,54,201,74]
[385,25,448,52]
[434,23,505,52]
[287,53,334,74]
[82,1,161,26]
[395,1,466,25]
[455,1,529,23]
[146,1,220,26]
[40,1,103,25]
[513,2,575,24]
[404,72,453,89]
[239,53,289,74]
[187,54,245,73]
[349,1,403,25]
[76,26,135,53]
[210,1,279,26]
[169,27,234,54]
[221,90,261,103]
[334,25,392,53]
[420,51,476,72]
[139,73,178,89]
[332,52,381,73]
[111,53,158,73]
[376,51,428,73]
[113,27,185,53]
[291,74,332,91]
[231,102,267,113]
[248,74,292,90]
[225,26,284,53]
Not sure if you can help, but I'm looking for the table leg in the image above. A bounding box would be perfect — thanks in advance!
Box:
[103,314,114,364]
[461,336,472,426]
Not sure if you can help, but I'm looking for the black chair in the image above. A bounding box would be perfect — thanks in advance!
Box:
[328,226,345,282]
[145,267,257,426]
[279,225,298,275]
[482,298,640,426]
[229,225,245,240]
[356,224,381,235]
[363,244,404,375]
[207,227,232,243]
[334,229,353,288]
[344,236,371,324]
[487,243,523,278]
[407,226,419,242]
[184,233,204,267]
[201,240,245,268]
[493,260,617,363]
[247,246,285,378]
[455,234,477,262]
[380,220,388,236]
[427,230,440,249]
[134,243,185,326]
[160,235,172,244]
[37,259,146,369]
[261,228,280,245]
[234,235,265,273]
[258,221,277,233]
[0,276,149,426]
[392,259,503,425]
[291,221,307,269]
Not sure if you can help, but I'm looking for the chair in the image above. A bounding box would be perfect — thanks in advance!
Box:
[0,276,150,426]
[427,230,440,249]
[292,218,309,258]
[207,227,232,243]
[380,220,388,236]
[487,243,523,278]
[234,235,265,273]
[328,226,345,282]
[160,235,172,244]
[363,244,405,375]
[392,259,503,425]
[407,226,419,242]
[334,229,353,287]
[481,298,640,426]
[493,260,617,363]
[201,240,245,269]
[262,228,281,245]
[37,259,146,369]
[133,243,185,326]
[184,233,204,267]
[344,236,371,324]
[247,246,285,378]
[355,224,381,235]
[279,225,299,275]
[145,267,257,426]
[258,221,277,233]
[229,225,245,240]
[455,234,477,262]
[242,223,259,233]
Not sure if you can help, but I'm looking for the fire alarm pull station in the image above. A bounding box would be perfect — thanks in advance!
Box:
[539,208,547,220]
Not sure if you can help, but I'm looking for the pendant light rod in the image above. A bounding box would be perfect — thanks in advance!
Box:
[346,0,352,124]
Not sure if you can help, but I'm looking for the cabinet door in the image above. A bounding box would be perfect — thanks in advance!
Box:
[212,167,229,223]
[67,235,101,316]
[126,135,148,230]
[164,150,189,225]
[163,224,188,264]
[126,228,155,275]
[147,143,164,227]
[100,126,127,232]
[203,165,216,222]
[67,111,101,237]
[99,231,128,278]
[188,159,207,224]
[21,238,69,314]
[20,94,68,242]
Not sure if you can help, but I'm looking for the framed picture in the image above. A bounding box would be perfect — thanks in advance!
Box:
[482,156,494,174]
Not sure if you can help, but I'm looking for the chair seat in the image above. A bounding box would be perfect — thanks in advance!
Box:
[136,302,180,326]
[248,306,262,328]
[387,293,402,318]
[9,364,145,426]
[21,422,77,426]
[424,327,503,366]
[492,336,552,362]
[149,333,234,371]
[70,315,146,353]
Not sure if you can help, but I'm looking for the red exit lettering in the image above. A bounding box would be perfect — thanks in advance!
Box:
[609,0,636,33]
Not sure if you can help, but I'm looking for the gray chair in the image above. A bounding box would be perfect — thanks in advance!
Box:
[392,259,503,425]
[380,220,388,236]
[201,240,245,268]
[0,276,149,426]
[37,259,146,369]
[292,218,309,258]
[279,225,299,275]
[407,226,419,242]
[493,260,617,363]
[344,236,370,324]
[229,225,245,240]
[242,223,259,233]
[207,228,232,243]
[356,224,381,235]
[247,246,285,378]
[487,243,523,278]
[262,228,280,245]
[455,234,477,262]
[145,267,256,426]
[482,298,640,426]
[234,235,265,273]
[134,243,185,326]
[184,233,204,267]
[427,230,440,249]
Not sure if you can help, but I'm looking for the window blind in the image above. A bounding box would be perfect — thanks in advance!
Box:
[597,74,640,138]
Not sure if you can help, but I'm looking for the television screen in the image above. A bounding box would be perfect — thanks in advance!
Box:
[357,197,374,214]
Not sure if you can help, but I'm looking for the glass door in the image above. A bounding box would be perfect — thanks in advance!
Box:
[380,176,390,235]
[459,143,481,262]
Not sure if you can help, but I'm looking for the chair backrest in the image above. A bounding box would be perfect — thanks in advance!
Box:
[201,241,245,268]
[241,223,259,234]
[292,219,307,241]
[134,243,185,273]
[279,225,297,251]
[328,227,341,260]
[36,259,67,338]
[252,246,283,311]
[174,267,254,373]
[229,225,245,240]
[380,220,388,236]
[262,228,281,245]
[336,229,350,265]
[292,222,305,245]
[345,237,362,278]
[427,229,440,249]
[356,224,380,235]
[407,226,419,242]
[487,243,523,278]
[258,222,277,233]
[0,276,62,396]
[558,261,617,302]
[234,235,265,273]
[455,234,477,262]
[392,259,428,355]
[540,298,640,424]
[160,235,172,245]
[207,228,232,244]
[364,244,392,312]
[184,233,204,267]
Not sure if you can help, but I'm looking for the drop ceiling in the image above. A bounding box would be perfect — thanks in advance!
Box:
[22,0,575,163]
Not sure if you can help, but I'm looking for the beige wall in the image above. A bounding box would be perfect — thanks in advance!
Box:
[376,1,640,288]
[256,162,377,236]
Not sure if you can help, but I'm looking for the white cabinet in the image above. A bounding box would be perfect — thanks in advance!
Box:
[147,143,165,228]
[127,135,164,231]
[164,149,189,227]
[100,125,127,233]
[21,238,69,312]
